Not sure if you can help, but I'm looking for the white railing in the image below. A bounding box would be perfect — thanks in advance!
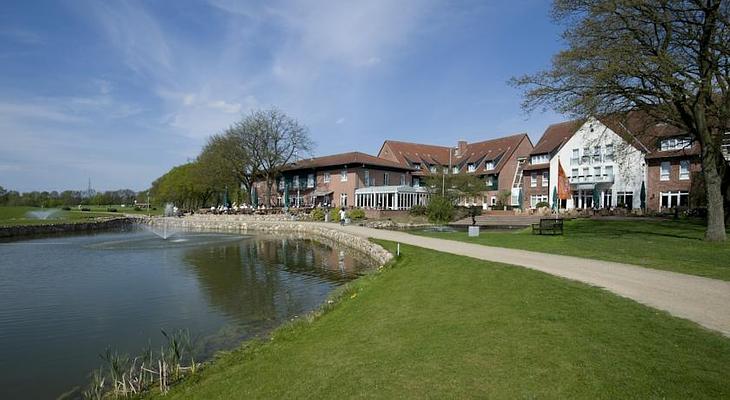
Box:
[569,174,615,184]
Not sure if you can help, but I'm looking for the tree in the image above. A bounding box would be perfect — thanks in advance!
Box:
[511,0,729,241]
[198,129,255,204]
[242,108,313,205]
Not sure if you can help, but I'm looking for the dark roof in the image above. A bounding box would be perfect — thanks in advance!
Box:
[597,111,699,157]
[522,163,550,172]
[282,151,412,172]
[530,119,585,155]
[380,133,530,175]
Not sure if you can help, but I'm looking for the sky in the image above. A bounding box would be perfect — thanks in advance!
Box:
[0,0,566,192]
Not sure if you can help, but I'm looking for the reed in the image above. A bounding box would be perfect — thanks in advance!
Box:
[81,329,199,399]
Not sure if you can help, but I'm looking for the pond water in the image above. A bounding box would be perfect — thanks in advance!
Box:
[0,229,373,399]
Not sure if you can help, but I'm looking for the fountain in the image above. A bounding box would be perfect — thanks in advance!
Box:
[26,209,61,220]
[144,203,178,240]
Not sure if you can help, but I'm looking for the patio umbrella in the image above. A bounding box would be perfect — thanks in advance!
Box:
[552,186,559,211]
[251,186,258,208]
[592,188,600,209]
[283,181,290,208]
[640,181,646,210]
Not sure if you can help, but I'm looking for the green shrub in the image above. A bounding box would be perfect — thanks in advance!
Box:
[329,208,342,222]
[81,207,91,212]
[426,195,455,224]
[409,204,427,216]
[348,208,365,220]
[536,201,549,208]
[61,206,71,211]
[310,208,326,221]
[107,208,118,212]
[134,207,142,211]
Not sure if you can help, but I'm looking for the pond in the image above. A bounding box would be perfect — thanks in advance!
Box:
[0,229,374,399]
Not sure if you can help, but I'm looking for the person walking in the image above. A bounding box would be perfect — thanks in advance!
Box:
[339,207,347,225]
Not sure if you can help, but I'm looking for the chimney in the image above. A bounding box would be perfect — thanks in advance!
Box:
[457,140,467,156]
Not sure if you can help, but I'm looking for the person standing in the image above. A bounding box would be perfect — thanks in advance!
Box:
[339,207,347,225]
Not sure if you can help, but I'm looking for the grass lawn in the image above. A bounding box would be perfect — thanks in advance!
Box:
[416,218,730,281]
[0,206,129,226]
[150,241,730,399]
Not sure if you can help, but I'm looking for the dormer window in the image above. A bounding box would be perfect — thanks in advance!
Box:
[452,165,459,174]
[660,137,691,151]
[529,154,549,165]
[485,161,496,170]
[429,165,437,173]
[467,163,476,172]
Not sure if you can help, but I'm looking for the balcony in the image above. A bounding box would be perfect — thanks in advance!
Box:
[569,174,615,184]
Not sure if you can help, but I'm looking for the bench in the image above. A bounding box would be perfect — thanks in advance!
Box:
[531,218,564,235]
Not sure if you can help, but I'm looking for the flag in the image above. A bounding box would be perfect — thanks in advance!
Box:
[557,161,571,200]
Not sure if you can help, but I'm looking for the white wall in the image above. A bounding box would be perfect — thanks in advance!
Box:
[549,118,646,209]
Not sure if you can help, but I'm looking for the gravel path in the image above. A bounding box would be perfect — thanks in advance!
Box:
[321,223,730,337]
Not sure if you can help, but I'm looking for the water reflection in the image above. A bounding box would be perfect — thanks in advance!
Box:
[0,231,374,399]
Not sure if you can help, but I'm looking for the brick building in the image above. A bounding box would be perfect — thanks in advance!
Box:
[377,134,533,208]
[255,151,427,210]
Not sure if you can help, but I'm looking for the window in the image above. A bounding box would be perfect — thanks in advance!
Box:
[467,163,475,172]
[660,161,670,181]
[530,172,537,187]
[485,160,495,170]
[279,177,285,190]
[453,165,459,174]
[429,165,437,173]
[582,147,591,164]
[605,144,614,161]
[530,194,549,208]
[443,166,449,174]
[617,191,634,208]
[323,172,331,183]
[529,154,548,165]
[679,160,690,180]
[542,171,549,187]
[340,193,348,207]
[593,146,602,163]
[383,172,390,185]
[660,137,691,151]
[490,196,497,206]
[594,166,601,181]
[571,149,579,165]
[571,168,579,182]
[307,173,314,188]
[364,170,370,187]
[661,191,689,208]
[340,168,348,182]
[400,174,406,185]
[413,177,420,188]
[582,167,590,182]
[603,189,613,208]
[605,166,613,179]
[293,175,299,189]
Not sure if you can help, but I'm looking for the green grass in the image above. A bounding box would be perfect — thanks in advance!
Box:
[0,206,128,226]
[416,218,730,281]
[149,241,730,399]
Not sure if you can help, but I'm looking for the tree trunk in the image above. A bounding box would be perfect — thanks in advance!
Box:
[702,148,727,241]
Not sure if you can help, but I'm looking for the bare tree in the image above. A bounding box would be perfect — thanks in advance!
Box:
[240,108,314,205]
[511,0,729,241]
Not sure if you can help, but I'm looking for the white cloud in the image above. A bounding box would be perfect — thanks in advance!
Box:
[0,101,85,123]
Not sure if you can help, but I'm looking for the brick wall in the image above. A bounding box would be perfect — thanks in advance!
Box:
[646,157,701,211]
[521,167,549,208]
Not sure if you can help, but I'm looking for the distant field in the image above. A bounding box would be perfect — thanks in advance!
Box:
[0,205,160,226]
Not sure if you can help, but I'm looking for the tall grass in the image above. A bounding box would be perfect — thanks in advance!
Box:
[82,329,198,399]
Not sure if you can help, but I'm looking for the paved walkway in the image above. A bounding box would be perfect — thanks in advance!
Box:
[319,223,730,337]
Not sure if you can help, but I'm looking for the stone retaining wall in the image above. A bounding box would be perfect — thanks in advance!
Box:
[0,217,136,239]
[148,216,393,266]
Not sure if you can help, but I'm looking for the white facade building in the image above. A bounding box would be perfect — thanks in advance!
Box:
[548,118,646,210]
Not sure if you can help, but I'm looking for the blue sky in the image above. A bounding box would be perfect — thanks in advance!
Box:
[0,0,565,192]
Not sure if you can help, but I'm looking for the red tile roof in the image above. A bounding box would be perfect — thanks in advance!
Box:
[282,151,412,171]
[530,119,585,155]
[379,133,530,175]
